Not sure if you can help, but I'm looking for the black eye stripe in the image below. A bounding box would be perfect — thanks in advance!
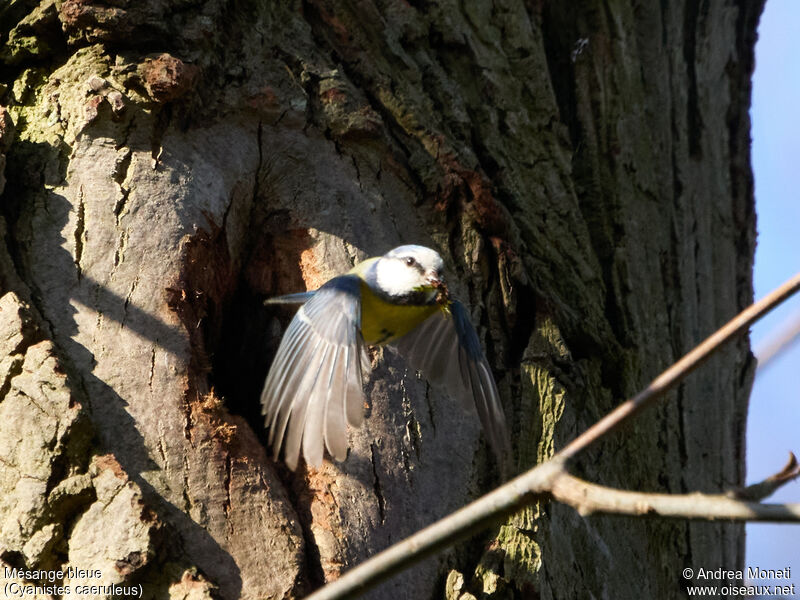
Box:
[401,256,428,275]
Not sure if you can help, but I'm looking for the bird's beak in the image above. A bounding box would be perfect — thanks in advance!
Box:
[425,272,443,288]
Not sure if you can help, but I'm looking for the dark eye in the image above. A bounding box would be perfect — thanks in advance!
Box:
[405,256,416,266]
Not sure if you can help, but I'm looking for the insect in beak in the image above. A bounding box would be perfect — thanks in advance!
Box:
[426,272,451,307]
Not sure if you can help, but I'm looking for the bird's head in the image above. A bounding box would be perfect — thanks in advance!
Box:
[372,245,450,306]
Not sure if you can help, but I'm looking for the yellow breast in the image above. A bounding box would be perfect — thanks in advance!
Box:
[358,281,438,345]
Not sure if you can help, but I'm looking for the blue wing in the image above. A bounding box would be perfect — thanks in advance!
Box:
[261,275,368,470]
[264,291,317,305]
[392,301,511,472]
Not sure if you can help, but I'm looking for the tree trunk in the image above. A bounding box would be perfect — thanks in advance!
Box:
[0,1,760,599]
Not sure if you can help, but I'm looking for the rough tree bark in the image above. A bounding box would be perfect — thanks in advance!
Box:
[0,1,760,599]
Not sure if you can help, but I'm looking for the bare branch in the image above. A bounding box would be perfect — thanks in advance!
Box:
[307,453,800,600]
[558,271,800,461]
[303,460,564,600]
[732,452,800,501]
[304,271,800,600]
[550,472,800,521]
[755,309,800,373]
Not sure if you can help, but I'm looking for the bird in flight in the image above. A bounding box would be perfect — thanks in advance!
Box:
[261,244,511,473]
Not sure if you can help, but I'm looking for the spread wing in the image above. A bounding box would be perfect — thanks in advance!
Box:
[261,275,368,470]
[392,301,511,472]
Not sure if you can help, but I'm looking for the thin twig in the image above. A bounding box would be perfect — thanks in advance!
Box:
[306,456,800,600]
[733,452,800,501]
[754,308,800,373]
[304,271,800,600]
[549,472,800,521]
[558,271,800,461]
[302,460,564,600]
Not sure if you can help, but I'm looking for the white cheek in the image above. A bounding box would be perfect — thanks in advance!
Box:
[376,261,422,296]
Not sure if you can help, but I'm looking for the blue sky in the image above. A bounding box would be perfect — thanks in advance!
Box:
[747,0,799,586]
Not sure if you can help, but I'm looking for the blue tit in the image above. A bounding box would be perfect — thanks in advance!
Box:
[260,244,511,472]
